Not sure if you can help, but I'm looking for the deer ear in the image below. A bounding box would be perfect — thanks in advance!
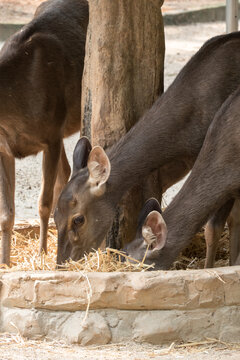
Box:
[142,210,167,251]
[72,137,92,177]
[136,198,162,237]
[87,146,111,196]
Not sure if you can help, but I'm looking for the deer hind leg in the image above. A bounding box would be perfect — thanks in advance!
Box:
[204,199,234,268]
[227,199,240,265]
[39,140,61,254]
[52,143,71,212]
[0,154,15,266]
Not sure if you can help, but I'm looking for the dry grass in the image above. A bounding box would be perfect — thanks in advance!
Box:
[59,247,154,272]
[0,225,230,272]
[0,332,240,358]
[0,227,154,272]
[9,228,57,271]
[172,228,229,270]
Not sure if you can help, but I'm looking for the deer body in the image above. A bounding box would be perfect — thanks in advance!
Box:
[55,32,240,264]
[124,196,240,269]
[0,0,88,265]
[153,87,240,269]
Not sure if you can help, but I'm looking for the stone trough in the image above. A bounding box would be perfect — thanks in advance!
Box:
[0,223,240,346]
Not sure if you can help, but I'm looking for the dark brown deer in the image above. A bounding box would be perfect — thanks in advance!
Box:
[123,197,240,268]
[55,32,240,265]
[0,0,88,265]
[123,87,240,269]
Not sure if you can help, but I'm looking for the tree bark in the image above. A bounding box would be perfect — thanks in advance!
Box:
[81,0,165,247]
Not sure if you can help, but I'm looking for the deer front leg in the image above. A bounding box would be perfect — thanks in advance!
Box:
[0,153,15,266]
[39,140,61,254]
[204,199,234,268]
[52,143,71,212]
[227,199,240,265]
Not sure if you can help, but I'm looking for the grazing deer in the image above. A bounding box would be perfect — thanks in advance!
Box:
[55,32,240,265]
[0,0,88,265]
[123,87,240,269]
[123,197,240,268]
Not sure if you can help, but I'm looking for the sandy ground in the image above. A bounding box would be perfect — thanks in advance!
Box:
[0,334,240,360]
[1,20,227,220]
[162,0,225,14]
[0,0,42,23]
[0,0,227,23]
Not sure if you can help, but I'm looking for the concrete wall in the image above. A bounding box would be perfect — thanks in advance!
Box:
[0,266,240,345]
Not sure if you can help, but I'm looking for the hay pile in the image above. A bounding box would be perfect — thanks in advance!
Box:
[172,228,229,270]
[0,225,230,272]
[60,248,154,272]
[1,228,57,271]
[0,227,154,272]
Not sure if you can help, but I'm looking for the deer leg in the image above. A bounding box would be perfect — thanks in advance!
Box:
[39,140,61,254]
[0,153,15,266]
[204,199,234,268]
[227,199,240,265]
[52,143,71,212]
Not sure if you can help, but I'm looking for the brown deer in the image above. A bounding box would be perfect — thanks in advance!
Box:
[0,0,88,265]
[123,87,240,269]
[123,197,240,268]
[55,31,240,265]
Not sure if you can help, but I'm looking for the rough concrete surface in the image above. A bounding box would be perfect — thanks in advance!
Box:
[0,267,240,345]
[2,267,240,312]
[2,306,240,345]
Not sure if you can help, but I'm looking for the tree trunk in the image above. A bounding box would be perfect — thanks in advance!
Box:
[81,0,165,248]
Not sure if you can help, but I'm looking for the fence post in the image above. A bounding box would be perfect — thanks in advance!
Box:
[226,0,238,33]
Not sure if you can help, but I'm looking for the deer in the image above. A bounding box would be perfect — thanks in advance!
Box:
[123,87,240,269]
[123,197,240,268]
[54,31,240,265]
[0,0,89,265]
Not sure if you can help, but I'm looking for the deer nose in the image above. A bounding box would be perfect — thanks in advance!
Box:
[56,234,72,266]
[70,246,85,262]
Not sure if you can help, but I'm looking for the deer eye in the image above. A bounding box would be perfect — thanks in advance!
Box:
[73,215,85,226]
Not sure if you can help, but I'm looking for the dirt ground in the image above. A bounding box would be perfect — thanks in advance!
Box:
[0,333,240,360]
[0,0,225,23]
[162,0,225,14]
[0,0,226,23]
[0,0,42,23]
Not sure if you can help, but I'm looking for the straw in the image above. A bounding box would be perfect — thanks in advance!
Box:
[0,225,230,272]
[0,229,154,272]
